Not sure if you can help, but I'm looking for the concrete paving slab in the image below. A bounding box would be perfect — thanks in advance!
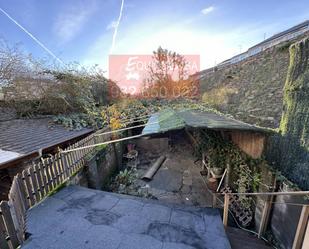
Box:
[140,203,172,222]
[118,234,163,249]
[149,169,183,192]
[22,186,231,249]
[125,136,213,207]
[110,198,144,215]
[90,193,120,211]
[112,214,152,234]
[162,242,195,249]
[170,208,206,232]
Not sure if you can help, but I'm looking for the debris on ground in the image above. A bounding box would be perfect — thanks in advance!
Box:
[107,134,213,206]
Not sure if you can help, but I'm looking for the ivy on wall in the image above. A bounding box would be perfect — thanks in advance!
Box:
[193,129,266,210]
[266,37,309,190]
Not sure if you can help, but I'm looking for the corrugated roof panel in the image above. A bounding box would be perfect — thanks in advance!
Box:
[142,109,268,135]
[142,109,186,135]
[177,110,265,132]
[142,113,160,135]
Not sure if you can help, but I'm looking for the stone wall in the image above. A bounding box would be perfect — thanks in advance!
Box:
[200,46,289,128]
[199,33,309,128]
[67,168,89,187]
[86,143,121,190]
[263,37,309,247]
[265,37,309,190]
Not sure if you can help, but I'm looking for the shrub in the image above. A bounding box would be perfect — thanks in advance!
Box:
[202,86,237,107]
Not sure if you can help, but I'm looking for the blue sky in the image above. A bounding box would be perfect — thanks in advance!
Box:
[0,0,309,72]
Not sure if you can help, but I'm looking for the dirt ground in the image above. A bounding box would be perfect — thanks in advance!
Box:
[116,132,213,207]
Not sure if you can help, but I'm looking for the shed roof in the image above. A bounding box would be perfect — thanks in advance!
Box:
[0,149,23,164]
[142,109,268,135]
[0,118,92,166]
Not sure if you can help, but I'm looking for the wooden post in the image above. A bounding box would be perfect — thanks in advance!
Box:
[0,215,10,249]
[212,193,217,208]
[302,219,309,249]
[258,198,272,238]
[50,158,59,186]
[29,167,40,202]
[258,176,276,238]
[22,170,35,207]
[224,162,230,188]
[0,232,9,249]
[15,173,29,211]
[0,201,20,248]
[47,158,56,189]
[61,153,69,179]
[55,153,63,182]
[34,164,44,199]
[43,159,52,192]
[223,194,229,228]
[292,205,309,249]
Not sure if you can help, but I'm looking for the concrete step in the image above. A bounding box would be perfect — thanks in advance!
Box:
[226,227,273,249]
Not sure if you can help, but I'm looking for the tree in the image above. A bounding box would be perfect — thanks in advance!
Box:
[0,39,28,86]
[143,47,198,99]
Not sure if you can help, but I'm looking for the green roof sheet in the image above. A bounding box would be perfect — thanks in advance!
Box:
[142,109,268,135]
[142,109,185,135]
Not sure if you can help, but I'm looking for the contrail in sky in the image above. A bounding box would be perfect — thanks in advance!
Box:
[110,0,124,54]
[0,7,65,65]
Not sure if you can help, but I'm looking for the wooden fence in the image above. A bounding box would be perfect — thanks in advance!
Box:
[0,131,107,248]
[221,191,309,249]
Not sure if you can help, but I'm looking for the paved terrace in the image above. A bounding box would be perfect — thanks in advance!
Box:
[22,186,231,249]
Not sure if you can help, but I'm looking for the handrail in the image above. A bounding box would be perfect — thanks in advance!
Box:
[220,190,309,197]
[221,190,309,249]
[95,121,158,137]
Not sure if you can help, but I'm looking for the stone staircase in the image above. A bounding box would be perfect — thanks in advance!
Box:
[226,227,273,249]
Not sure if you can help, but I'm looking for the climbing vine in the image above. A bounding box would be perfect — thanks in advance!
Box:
[101,99,150,131]
[193,129,266,210]
[266,37,309,190]
[100,98,219,131]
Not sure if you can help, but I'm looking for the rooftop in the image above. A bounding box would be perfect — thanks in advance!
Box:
[251,20,309,49]
[0,118,92,167]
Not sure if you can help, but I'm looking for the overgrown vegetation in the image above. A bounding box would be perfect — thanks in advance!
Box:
[193,129,267,210]
[101,98,225,133]
[101,99,150,130]
[0,39,30,86]
[0,40,122,129]
[110,168,137,188]
[8,66,119,126]
[141,47,199,99]
[202,86,237,108]
[276,40,293,52]
[266,37,309,190]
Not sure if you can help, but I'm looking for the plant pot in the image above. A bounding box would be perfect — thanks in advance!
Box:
[211,167,224,176]
[207,178,218,192]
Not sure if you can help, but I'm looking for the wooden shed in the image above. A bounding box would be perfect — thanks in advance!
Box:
[142,109,270,159]
[0,118,93,199]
